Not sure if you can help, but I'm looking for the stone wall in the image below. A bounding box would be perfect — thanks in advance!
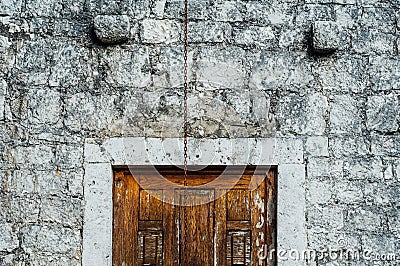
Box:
[0,0,399,265]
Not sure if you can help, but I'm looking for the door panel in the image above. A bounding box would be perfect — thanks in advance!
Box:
[113,166,277,266]
[180,190,214,266]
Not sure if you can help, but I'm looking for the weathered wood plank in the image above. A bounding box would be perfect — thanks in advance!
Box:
[163,196,178,266]
[180,190,214,266]
[215,189,227,266]
[227,189,251,221]
[251,178,267,266]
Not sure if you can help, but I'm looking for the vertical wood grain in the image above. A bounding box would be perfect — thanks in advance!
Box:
[215,189,227,266]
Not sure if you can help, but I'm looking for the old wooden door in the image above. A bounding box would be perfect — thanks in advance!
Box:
[113,166,276,266]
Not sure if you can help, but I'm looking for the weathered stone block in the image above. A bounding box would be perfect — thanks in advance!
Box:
[0,35,13,72]
[49,41,92,87]
[305,136,329,157]
[369,56,400,91]
[276,93,328,135]
[233,25,275,47]
[330,136,370,158]
[307,157,343,179]
[210,1,244,22]
[329,95,363,134]
[94,15,130,44]
[352,29,395,55]
[313,55,368,93]
[0,223,18,251]
[312,21,339,54]
[346,208,384,232]
[364,182,399,206]
[21,225,80,254]
[16,38,53,85]
[55,144,83,170]
[366,94,399,133]
[40,196,82,227]
[343,157,383,181]
[307,205,344,231]
[0,79,5,121]
[96,45,150,88]
[152,46,194,88]
[10,145,55,169]
[65,92,123,133]
[0,0,22,15]
[335,180,364,204]
[36,170,83,197]
[188,21,231,43]
[371,135,400,156]
[27,88,61,125]
[196,46,247,90]
[250,52,314,91]
[307,179,334,204]
[141,19,180,44]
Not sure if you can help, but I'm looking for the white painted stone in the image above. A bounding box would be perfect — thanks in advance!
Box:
[84,137,306,166]
[83,163,113,266]
[277,164,306,266]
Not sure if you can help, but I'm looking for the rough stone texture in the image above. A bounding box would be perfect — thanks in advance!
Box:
[94,15,130,44]
[0,0,399,265]
[312,20,340,54]
[366,94,399,133]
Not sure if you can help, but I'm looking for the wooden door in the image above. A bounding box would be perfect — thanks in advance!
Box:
[113,166,277,266]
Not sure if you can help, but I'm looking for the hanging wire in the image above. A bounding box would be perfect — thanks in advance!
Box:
[183,0,189,187]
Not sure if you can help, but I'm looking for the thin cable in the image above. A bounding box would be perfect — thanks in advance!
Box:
[183,0,189,187]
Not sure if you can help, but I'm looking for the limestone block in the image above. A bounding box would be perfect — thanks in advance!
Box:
[368,56,400,91]
[0,79,6,121]
[346,208,384,232]
[21,225,80,254]
[196,46,247,90]
[352,29,395,55]
[307,205,344,231]
[312,21,339,54]
[96,45,150,88]
[49,41,92,87]
[0,0,22,15]
[313,55,368,93]
[0,224,19,252]
[276,93,328,135]
[233,25,275,47]
[366,94,399,133]
[330,136,370,158]
[343,157,383,181]
[15,38,53,85]
[94,15,130,44]
[307,157,343,179]
[40,196,82,227]
[250,52,314,91]
[27,88,61,125]
[329,95,363,134]
[141,19,180,44]
[305,136,329,157]
[371,135,400,156]
[188,21,232,43]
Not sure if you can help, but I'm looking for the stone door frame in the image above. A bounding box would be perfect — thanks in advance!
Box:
[82,137,307,266]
